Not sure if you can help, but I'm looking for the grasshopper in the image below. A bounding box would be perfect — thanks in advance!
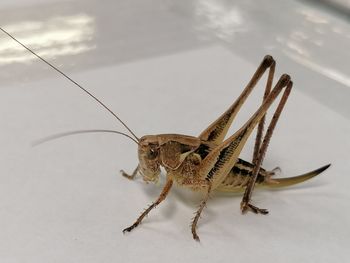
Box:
[1,27,330,241]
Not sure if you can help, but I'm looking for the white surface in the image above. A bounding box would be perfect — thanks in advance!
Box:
[0,1,349,262]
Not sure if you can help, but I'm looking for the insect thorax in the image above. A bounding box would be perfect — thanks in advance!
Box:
[168,152,203,189]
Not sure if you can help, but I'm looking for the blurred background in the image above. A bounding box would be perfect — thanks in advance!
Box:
[0,0,349,116]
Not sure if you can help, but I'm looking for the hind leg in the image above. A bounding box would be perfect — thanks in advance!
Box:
[241,81,293,214]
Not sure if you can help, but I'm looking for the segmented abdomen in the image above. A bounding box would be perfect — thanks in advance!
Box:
[217,159,267,191]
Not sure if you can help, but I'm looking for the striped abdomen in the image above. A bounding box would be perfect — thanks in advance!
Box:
[217,158,269,192]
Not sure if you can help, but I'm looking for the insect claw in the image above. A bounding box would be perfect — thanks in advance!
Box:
[241,202,269,215]
[193,233,200,242]
[271,166,281,174]
[122,224,136,234]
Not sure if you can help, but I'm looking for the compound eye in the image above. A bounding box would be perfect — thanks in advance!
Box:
[147,148,158,160]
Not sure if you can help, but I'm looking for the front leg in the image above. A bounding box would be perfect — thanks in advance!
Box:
[123,176,173,233]
[120,165,139,180]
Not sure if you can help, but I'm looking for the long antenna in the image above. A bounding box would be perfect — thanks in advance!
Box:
[0,26,139,142]
[32,129,140,146]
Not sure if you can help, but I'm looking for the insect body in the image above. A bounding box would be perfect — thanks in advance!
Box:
[121,56,330,240]
[1,27,330,241]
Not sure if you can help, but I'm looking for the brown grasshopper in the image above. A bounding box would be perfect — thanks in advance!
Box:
[1,27,330,241]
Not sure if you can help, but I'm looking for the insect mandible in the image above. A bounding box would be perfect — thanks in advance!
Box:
[1,27,330,241]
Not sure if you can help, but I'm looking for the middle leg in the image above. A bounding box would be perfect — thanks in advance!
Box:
[191,180,212,241]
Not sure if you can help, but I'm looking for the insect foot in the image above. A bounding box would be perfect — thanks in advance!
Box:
[122,223,139,234]
[192,232,200,242]
[120,166,139,180]
[120,170,135,180]
[240,202,269,215]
